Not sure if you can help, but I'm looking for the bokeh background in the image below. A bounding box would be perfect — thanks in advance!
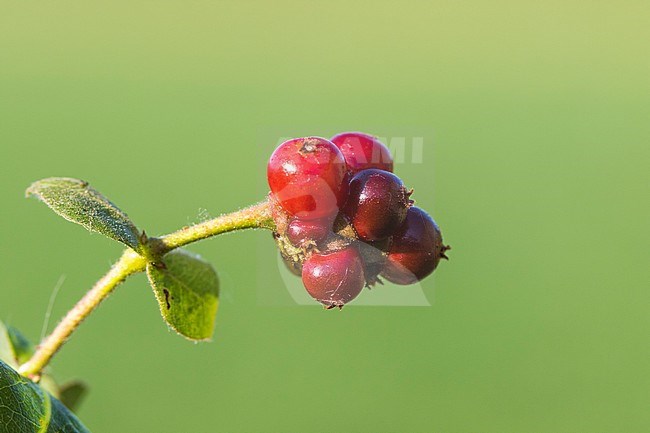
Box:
[1,1,648,432]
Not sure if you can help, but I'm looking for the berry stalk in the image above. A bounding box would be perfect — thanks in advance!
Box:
[18,200,274,379]
[152,200,274,255]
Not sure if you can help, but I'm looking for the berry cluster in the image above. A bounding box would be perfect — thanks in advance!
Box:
[267,132,449,309]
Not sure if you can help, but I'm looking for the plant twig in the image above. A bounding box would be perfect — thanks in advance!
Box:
[155,200,274,254]
[19,200,273,378]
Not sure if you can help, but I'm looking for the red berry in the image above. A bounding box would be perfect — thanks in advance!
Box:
[381,207,448,285]
[302,246,365,308]
[342,169,411,241]
[286,217,332,247]
[331,132,393,173]
[267,137,347,220]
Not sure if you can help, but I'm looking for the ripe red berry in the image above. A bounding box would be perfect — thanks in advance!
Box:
[331,132,393,173]
[381,207,448,285]
[267,137,347,220]
[286,217,332,247]
[342,169,411,241]
[302,246,365,308]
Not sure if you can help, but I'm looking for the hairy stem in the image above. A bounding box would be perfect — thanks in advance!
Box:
[19,199,274,378]
[155,199,274,253]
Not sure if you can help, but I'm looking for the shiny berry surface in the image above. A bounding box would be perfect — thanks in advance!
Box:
[286,218,331,247]
[267,137,347,220]
[331,132,393,173]
[302,247,365,308]
[381,207,446,285]
[343,169,411,241]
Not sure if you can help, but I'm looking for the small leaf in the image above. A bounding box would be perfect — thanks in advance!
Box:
[26,177,141,251]
[59,381,88,413]
[146,249,219,341]
[0,360,92,433]
[0,322,35,371]
[0,322,16,369]
[6,325,35,365]
[0,322,82,401]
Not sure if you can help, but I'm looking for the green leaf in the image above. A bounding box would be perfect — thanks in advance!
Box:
[6,325,35,366]
[0,322,34,370]
[0,323,60,399]
[146,249,219,341]
[59,381,88,413]
[0,322,87,406]
[0,322,16,369]
[26,177,141,251]
[0,360,91,433]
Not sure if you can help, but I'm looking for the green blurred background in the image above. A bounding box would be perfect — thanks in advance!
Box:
[1,1,648,432]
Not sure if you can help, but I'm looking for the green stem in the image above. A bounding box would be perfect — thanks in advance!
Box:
[156,200,274,253]
[18,199,274,378]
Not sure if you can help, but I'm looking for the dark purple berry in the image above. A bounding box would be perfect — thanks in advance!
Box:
[343,169,411,241]
[302,246,365,308]
[381,207,448,285]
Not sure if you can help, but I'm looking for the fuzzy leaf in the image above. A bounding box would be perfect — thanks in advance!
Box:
[0,360,91,433]
[26,177,140,251]
[146,249,219,341]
